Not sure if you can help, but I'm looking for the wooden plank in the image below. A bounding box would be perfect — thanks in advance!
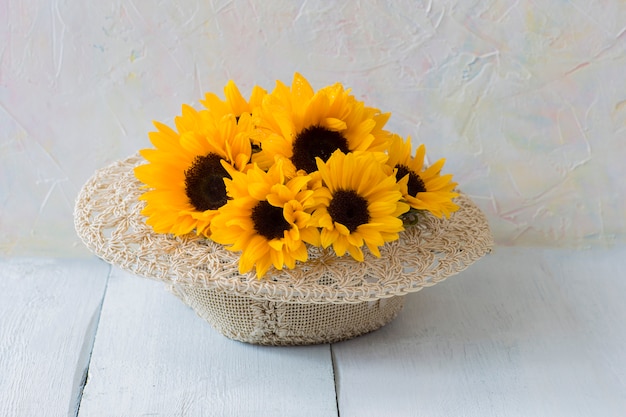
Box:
[0,258,110,417]
[332,246,626,417]
[78,267,337,417]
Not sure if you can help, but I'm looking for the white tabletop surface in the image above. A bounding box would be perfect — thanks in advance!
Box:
[1,245,625,417]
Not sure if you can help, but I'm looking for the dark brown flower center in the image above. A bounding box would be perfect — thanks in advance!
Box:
[251,200,291,240]
[395,165,426,196]
[292,125,349,173]
[328,189,370,232]
[185,153,230,211]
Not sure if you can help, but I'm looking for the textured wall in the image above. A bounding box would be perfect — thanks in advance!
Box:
[2,0,625,256]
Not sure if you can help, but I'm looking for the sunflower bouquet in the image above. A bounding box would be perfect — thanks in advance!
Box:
[134,73,459,279]
[75,73,492,344]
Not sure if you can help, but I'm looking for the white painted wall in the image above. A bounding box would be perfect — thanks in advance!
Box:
[2,0,625,256]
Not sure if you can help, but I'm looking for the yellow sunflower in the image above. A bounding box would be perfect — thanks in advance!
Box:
[253,73,391,177]
[134,106,254,237]
[209,160,321,278]
[312,150,409,262]
[386,134,459,218]
[200,80,267,119]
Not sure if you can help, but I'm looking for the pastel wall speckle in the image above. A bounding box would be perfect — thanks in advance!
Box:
[1,0,625,256]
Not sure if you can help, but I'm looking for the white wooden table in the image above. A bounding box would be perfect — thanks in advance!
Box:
[2,246,625,417]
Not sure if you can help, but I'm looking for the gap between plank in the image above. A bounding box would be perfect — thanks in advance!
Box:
[330,344,341,417]
[73,263,113,417]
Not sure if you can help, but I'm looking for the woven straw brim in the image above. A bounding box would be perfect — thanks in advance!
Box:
[74,154,493,304]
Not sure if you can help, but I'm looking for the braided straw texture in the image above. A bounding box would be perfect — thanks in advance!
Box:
[169,285,405,345]
[75,154,493,304]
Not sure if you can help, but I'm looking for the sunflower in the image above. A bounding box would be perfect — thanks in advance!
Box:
[200,80,267,119]
[252,73,391,177]
[209,160,320,278]
[134,106,254,237]
[386,134,459,218]
[312,150,409,262]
